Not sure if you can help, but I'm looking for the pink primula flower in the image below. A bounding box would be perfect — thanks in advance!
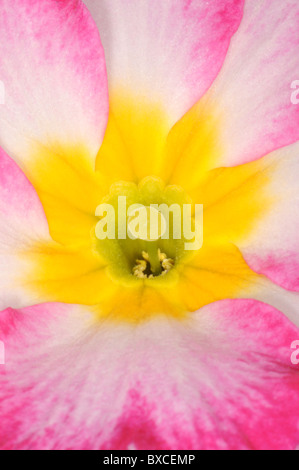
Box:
[0,0,299,450]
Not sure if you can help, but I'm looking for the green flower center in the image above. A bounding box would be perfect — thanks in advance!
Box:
[93,176,197,282]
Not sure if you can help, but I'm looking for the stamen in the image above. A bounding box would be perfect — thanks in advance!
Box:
[133,250,174,278]
[162,258,174,272]
[132,259,147,279]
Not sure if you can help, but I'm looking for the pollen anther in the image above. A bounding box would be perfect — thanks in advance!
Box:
[133,249,174,279]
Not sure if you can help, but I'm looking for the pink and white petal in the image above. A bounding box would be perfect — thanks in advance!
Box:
[0,0,108,171]
[1,300,299,450]
[249,278,299,329]
[236,141,299,296]
[84,0,244,126]
[203,0,299,166]
[0,147,50,310]
[0,303,144,450]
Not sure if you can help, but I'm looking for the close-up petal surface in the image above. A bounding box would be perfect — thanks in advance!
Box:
[0,0,299,452]
[0,147,50,310]
[85,0,244,126]
[1,300,298,450]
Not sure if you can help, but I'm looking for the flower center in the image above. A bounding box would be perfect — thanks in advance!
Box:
[93,176,195,283]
